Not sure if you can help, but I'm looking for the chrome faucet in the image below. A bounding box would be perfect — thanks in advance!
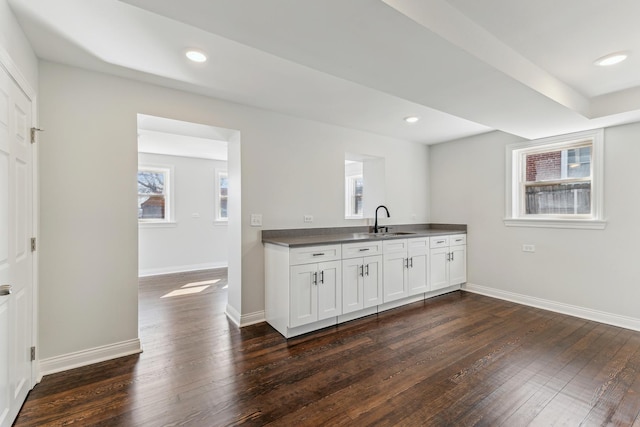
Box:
[374,205,390,233]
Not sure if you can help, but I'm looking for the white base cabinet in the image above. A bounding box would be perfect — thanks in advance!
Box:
[342,241,383,314]
[290,260,341,327]
[265,233,466,338]
[382,238,429,303]
[430,234,467,291]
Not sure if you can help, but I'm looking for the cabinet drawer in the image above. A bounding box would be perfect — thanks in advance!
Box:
[430,236,449,248]
[450,234,466,246]
[290,244,341,265]
[342,241,383,259]
[383,239,408,254]
[407,237,429,254]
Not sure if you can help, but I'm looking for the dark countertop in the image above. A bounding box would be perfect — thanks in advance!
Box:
[262,224,466,248]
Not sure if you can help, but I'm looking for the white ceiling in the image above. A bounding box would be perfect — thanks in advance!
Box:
[9,0,640,144]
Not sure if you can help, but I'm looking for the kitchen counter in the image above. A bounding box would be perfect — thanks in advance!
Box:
[262,223,466,248]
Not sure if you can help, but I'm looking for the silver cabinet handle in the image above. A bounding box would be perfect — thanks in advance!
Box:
[451,252,455,262]
[313,272,318,285]
[360,265,364,277]
[365,264,370,276]
[0,285,11,296]
[409,257,414,268]
[436,240,445,244]
[359,248,370,252]
[320,270,324,284]
[312,253,325,257]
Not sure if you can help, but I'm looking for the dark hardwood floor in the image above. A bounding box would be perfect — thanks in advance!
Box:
[14,269,640,426]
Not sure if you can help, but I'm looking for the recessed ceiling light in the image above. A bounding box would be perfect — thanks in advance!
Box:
[594,52,628,66]
[186,50,207,63]
[404,116,420,124]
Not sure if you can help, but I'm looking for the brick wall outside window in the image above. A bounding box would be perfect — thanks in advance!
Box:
[526,151,561,182]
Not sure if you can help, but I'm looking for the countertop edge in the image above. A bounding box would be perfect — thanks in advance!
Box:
[262,224,467,248]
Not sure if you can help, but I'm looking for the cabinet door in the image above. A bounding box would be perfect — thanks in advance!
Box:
[290,264,318,327]
[407,252,428,295]
[363,255,383,308]
[407,238,429,295]
[317,261,342,320]
[449,245,467,285]
[383,252,407,303]
[430,247,450,291]
[342,258,364,314]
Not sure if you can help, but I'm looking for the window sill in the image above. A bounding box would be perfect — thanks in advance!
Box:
[213,220,228,226]
[504,218,607,230]
[139,221,177,228]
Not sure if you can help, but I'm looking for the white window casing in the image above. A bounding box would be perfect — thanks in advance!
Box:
[215,169,228,223]
[504,129,606,230]
[138,164,175,226]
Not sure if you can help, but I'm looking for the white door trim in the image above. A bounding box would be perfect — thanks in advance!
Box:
[0,46,39,385]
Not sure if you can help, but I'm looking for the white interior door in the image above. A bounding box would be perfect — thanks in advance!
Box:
[0,65,33,427]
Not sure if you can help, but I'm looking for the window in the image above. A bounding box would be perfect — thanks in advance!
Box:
[505,129,605,229]
[345,160,364,218]
[216,170,228,221]
[138,166,171,222]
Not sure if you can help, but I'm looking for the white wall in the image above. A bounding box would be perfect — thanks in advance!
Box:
[38,61,430,360]
[429,124,640,322]
[0,0,38,91]
[138,153,228,276]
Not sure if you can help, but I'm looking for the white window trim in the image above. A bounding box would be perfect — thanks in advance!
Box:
[504,129,606,230]
[214,169,228,224]
[345,173,364,219]
[138,164,175,225]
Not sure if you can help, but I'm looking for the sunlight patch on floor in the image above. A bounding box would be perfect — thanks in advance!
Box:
[182,279,220,288]
[161,285,210,298]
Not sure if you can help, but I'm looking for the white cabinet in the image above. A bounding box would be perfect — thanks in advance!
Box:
[430,234,467,291]
[382,237,429,303]
[264,243,342,337]
[290,260,341,327]
[264,232,466,338]
[342,241,383,314]
[407,238,429,295]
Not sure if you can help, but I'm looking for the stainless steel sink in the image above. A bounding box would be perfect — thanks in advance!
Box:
[367,231,416,237]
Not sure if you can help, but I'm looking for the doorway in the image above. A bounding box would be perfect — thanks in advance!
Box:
[136,114,241,322]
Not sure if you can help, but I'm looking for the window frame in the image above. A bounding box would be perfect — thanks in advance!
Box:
[504,129,606,230]
[215,169,228,223]
[138,164,175,226]
[345,163,364,219]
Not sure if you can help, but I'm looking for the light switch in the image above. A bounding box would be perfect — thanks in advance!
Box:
[304,215,313,223]
[250,214,262,227]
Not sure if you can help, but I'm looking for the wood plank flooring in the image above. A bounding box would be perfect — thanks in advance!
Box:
[14,269,640,426]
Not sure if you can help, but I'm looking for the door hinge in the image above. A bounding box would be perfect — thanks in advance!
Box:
[30,346,36,361]
[31,237,36,252]
[30,127,43,144]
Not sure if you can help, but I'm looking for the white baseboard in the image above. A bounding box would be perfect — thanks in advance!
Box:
[463,283,640,332]
[225,304,265,327]
[239,311,266,327]
[138,262,228,277]
[225,303,241,326]
[38,338,143,379]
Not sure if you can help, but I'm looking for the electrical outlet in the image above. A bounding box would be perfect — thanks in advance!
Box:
[522,244,536,252]
[304,215,313,223]
[250,214,262,227]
